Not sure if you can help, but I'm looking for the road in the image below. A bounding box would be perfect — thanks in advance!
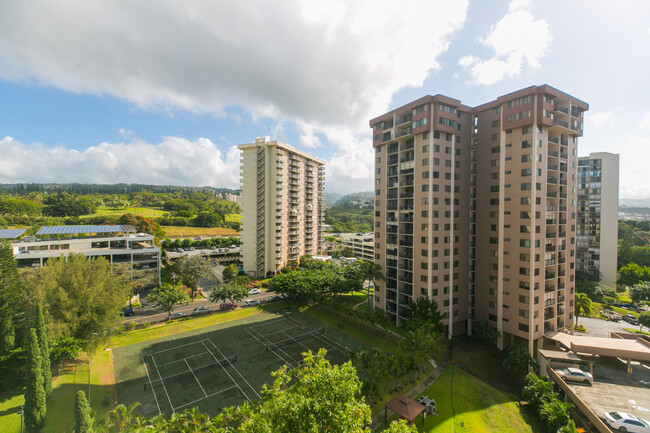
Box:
[123,289,278,325]
[575,316,644,338]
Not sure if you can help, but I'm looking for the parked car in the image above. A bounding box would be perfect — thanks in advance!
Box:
[244,299,260,307]
[249,288,262,295]
[120,307,135,317]
[556,367,593,384]
[268,295,283,302]
[624,314,639,325]
[170,311,188,319]
[604,411,650,432]
[219,302,237,310]
[192,306,211,315]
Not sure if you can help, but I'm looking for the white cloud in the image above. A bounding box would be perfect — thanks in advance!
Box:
[588,107,623,128]
[118,128,134,138]
[647,26,650,34]
[459,0,551,85]
[0,0,470,193]
[639,112,650,129]
[0,136,241,188]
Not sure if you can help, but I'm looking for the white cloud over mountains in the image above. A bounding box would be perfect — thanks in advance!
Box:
[458,0,550,85]
[0,0,469,192]
[0,136,241,188]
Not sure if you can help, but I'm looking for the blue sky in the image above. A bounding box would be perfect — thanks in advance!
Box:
[1,0,649,197]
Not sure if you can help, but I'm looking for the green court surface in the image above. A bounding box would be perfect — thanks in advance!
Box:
[113,310,364,417]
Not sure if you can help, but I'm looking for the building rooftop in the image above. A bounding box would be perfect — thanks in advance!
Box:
[0,228,27,239]
[36,225,137,236]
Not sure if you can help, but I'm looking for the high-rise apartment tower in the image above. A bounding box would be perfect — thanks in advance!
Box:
[239,137,325,277]
[576,152,619,288]
[371,85,588,353]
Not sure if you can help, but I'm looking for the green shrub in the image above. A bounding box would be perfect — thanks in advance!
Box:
[142,322,151,328]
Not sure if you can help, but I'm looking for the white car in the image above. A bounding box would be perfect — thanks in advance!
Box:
[192,306,211,316]
[248,288,262,295]
[556,367,593,384]
[604,412,650,432]
[244,299,260,307]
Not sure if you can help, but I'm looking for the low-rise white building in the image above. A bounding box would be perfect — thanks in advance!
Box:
[8,225,161,283]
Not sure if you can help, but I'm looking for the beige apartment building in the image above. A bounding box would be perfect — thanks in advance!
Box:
[576,152,619,288]
[238,137,325,277]
[371,85,588,353]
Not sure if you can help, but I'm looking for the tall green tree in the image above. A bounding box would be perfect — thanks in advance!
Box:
[639,311,650,330]
[0,239,24,353]
[630,281,650,304]
[222,263,238,282]
[503,344,536,375]
[617,262,650,287]
[24,329,46,433]
[574,293,592,325]
[402,297,444,333]
[208,283,248,304]
[74,391,93,433]
[147,284,188,319]
[26,254,130,352]
[237,349,371,433]
[34,304,52,399]
[361,261,385,312]
[172,255,213,300]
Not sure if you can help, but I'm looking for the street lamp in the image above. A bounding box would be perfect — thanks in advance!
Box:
[17,405,23,433]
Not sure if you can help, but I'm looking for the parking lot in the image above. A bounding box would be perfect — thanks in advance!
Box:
[563,355,650,424]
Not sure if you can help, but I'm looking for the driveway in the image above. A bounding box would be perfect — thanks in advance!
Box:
[575,317,642,338]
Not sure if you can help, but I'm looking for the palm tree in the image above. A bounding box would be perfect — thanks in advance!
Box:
[539,399,573,433]
[574,293,592,325]
[362,261,385,312]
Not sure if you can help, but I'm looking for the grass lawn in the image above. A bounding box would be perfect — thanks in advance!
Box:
[302,304,400,354]
[161,226,240,237]
[0,350,116,433]
[624,328,649,334]
[406,366,543,433]
[225,214,241,223]
[83,206,167,218]
[451,337,524,395]
[337,291,370,306]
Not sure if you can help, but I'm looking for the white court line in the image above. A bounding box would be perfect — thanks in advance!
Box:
[173,385,239,411]
[280,329,312,352]
[150,354,175,414]
[149,358,226,383]
[201,340,251,402]
[206,339,261,400]
[245,327,297,368]
[142,356,162,415]
[157,350,212,368]
[184,359,208,398]
[144,340,205,357]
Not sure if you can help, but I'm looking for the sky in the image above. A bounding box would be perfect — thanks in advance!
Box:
[0,0,649,198]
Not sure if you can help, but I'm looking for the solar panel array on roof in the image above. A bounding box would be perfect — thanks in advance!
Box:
[36,225,137,236]
[0,228,27,239]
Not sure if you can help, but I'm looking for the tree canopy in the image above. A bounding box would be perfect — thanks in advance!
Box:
[172,255,213,300]
[209,283,248,304]
[147,284,188,319]
[26,254,130,351]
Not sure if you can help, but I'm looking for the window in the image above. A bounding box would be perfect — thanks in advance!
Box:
[412,118,427,128]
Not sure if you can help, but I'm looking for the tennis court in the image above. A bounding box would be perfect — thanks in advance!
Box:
[113,310,363,416]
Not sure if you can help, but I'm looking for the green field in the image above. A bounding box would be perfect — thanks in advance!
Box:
[414,366,543,433]
[113,310,365,417]
[82,205,167,218]
[161,226,240,237]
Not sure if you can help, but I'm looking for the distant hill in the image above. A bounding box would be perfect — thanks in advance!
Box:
[0,183,240,195]
[325,191,373,233]
[620,198,650,208]
[334,191,373,206]
[325,193,344,207]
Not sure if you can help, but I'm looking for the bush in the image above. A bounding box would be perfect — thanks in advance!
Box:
[125,322,136,332]
[142,322,151,328]
[574,324,586,332]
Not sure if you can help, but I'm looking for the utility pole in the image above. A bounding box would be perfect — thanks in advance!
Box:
[17,405,23,433]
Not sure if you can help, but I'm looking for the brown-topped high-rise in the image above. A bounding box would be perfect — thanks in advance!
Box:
[370,85,588,354]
